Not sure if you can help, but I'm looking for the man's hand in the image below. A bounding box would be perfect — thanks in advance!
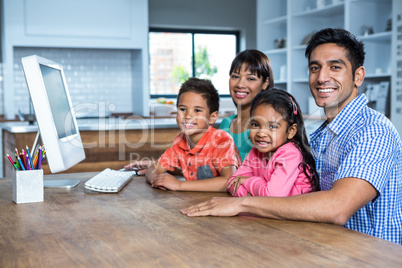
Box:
[180,197,244,217]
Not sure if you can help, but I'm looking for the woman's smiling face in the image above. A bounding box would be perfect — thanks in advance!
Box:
[229,63,269,108]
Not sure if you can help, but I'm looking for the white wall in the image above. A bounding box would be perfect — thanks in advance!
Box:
[149,0,257,50]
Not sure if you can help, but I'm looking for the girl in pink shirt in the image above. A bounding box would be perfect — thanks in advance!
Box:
[227,89,319,197]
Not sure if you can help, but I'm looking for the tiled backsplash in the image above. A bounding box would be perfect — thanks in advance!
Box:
[13,47,135,116]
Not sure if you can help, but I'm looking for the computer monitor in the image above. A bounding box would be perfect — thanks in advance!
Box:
[21,55,86,188]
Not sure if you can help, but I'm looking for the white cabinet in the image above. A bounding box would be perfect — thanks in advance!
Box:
[257,0,395,118]
[257,1,288,86]
[1,0,149,119]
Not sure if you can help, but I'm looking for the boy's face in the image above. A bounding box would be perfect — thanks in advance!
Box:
[176,91,218,145]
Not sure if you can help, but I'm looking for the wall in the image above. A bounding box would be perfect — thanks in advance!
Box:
[13,47,135,116]
[148,0,257,50]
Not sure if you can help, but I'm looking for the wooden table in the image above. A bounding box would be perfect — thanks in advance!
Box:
[0,173,401,267]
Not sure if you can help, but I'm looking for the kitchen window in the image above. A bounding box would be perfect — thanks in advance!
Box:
[149,28,239,97]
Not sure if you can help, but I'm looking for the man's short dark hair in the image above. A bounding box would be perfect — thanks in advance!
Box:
[177,78,219,113]
[305,28,365,75]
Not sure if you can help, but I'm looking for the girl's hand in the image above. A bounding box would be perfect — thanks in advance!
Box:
[151,173,182,191]
[228,175,249,195]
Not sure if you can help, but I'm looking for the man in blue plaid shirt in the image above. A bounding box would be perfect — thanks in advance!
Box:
[182,28,402,244]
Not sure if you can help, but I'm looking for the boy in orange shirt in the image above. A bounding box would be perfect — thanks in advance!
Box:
[146,78,241,192]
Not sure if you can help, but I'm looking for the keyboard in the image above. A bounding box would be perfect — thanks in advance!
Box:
[84,168,136,193]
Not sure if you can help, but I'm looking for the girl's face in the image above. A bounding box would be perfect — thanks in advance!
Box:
[229,63,269,108]
[249,104,297,156]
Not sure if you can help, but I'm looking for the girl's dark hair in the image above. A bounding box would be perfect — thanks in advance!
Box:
[250,88,320,191]
[229,49,274,89]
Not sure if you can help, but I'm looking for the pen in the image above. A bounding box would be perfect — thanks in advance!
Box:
[17,155,25,171]
[7,154,19,170]
[26,146,34,171]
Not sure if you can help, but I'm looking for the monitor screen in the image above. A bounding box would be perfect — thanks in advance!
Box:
[39,64,77,139]
[22,55,85,176]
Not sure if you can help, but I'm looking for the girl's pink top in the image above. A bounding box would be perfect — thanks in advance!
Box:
[227,142,313,197]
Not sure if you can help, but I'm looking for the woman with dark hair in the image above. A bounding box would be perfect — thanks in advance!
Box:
[219,49,274,161]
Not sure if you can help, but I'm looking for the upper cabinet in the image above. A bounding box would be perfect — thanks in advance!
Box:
[5,0,148,49]
[257,0,395,119]
[1,0,149,119]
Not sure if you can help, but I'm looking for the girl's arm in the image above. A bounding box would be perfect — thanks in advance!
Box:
[226,149,257,194]
[241,146,305,197]
[151,165,237,192]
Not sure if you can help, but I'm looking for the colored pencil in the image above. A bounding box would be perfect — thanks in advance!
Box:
[22,149,31,170]
[38,146,42,169]
[26,146,34,171]
[33,151,39,169]
[14,148,21,169]
[7,154,19,170]
[20,152,26,169]
[17,155,25,171]
[14,152,20,169]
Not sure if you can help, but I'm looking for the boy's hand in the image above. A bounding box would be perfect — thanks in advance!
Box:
[124,160,154,175]
[151,173,182,191]
[228,175,249,195]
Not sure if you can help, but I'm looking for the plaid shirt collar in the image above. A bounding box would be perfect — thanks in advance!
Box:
[311,94,368,140]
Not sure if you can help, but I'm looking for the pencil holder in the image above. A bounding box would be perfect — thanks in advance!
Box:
[12,169,44,204]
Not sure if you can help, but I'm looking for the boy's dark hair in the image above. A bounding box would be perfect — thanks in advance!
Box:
[177,78,219,113]
[305,28,365,77]
[230,49,274,90]
[250,88,320,191]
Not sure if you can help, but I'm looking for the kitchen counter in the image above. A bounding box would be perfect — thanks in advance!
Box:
[1,117,203,177]
[1,117,189,133]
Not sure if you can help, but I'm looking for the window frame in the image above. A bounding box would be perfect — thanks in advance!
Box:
[149,27,240,98]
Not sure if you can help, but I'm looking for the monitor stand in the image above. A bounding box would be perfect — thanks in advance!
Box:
[32,131,81,189]
[43,179,80,188]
